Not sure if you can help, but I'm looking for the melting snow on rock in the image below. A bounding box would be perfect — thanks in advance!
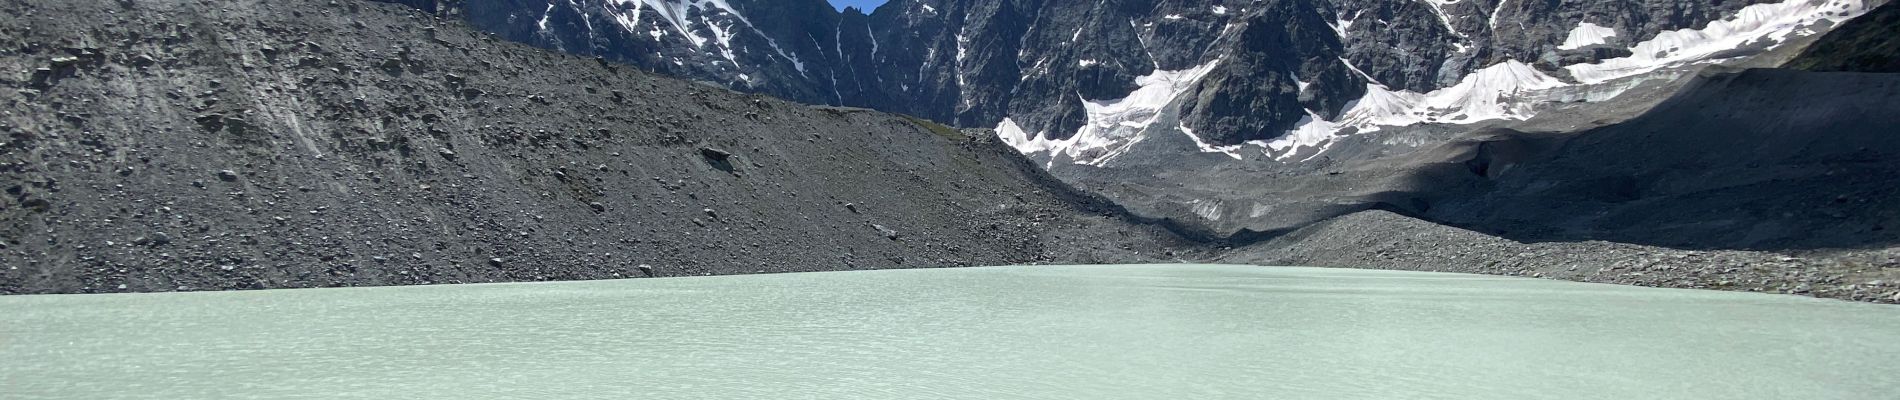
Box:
[998,60,1223,166]
[997,0,1874,164]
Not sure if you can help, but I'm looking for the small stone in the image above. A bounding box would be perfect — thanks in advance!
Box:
[216,169,238,181]
[872,224,899,240]
[589,202,607,212]
[702,208,717,219]
[488,257,504,267]
[636,264,654,277]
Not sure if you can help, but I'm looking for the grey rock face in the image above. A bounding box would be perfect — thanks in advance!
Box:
[0,0,1197,294]
[3,0,1894,306]
[1179,0,1365,144]
[377,0,1811,147]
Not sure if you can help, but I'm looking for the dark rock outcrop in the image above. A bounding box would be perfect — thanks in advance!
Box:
[1415,68,1900,251]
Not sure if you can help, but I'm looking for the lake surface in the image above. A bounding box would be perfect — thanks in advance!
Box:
[3,264,1898,399]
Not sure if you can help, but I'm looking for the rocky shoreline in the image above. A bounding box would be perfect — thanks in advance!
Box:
[1223,210,1900,304]
[0,0,1192,294]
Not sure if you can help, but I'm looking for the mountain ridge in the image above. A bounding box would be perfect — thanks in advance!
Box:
[377,0,1876,153]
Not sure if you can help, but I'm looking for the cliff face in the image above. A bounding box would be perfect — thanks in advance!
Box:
[0,0,1192,294]
[383,0,1859,148]
[392,0,1883,238]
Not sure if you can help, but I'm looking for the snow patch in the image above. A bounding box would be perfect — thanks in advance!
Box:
[994,118,1065,169]
[1008,59,1572,161]
[866,24,879,59]
[1335,84,1423,128]
[1487,0,1510,32]
[1558,22,1618,50]
[1265,111,1342,159]
[1565,0,1870,84]
[1190,199,1223,221]
[1268,0,1871,158]
[606,1,647,36]
[1212,5,1228,15]
[604,0,808,75]
[1006,0,1874,165]
[1180,123,1244,160]
[1418,59,1563,122]
[704,15,740,65]
[1265,60,1560,157]
[1248,203,1272,218]
[537,3,556,31]
[998,60,1224,165]
[1422,0,1469,39]
[1330,11,1361,38]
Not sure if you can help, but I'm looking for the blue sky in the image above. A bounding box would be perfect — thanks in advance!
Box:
[829,0,888,12]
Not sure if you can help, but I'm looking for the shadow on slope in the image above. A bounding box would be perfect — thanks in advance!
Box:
[1394,68,1900,251]
[1786,0,1900,73]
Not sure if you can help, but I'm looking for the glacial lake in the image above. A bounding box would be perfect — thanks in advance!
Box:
[3,264,1898,399]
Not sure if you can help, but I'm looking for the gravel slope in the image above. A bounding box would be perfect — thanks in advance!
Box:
[1224,210,1900,304]
[0,0,1194,294]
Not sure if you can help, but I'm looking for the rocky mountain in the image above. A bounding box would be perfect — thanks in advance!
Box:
[0,0,1197,293]
[3,0,1896,302]
[1213,34,1900,303]
[378,0,1883,235]
[384,0,1874,154]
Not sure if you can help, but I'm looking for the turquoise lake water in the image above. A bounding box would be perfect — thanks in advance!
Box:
[3,264,1897,399]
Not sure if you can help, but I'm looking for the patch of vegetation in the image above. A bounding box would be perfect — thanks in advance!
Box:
[902,115,967,142]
